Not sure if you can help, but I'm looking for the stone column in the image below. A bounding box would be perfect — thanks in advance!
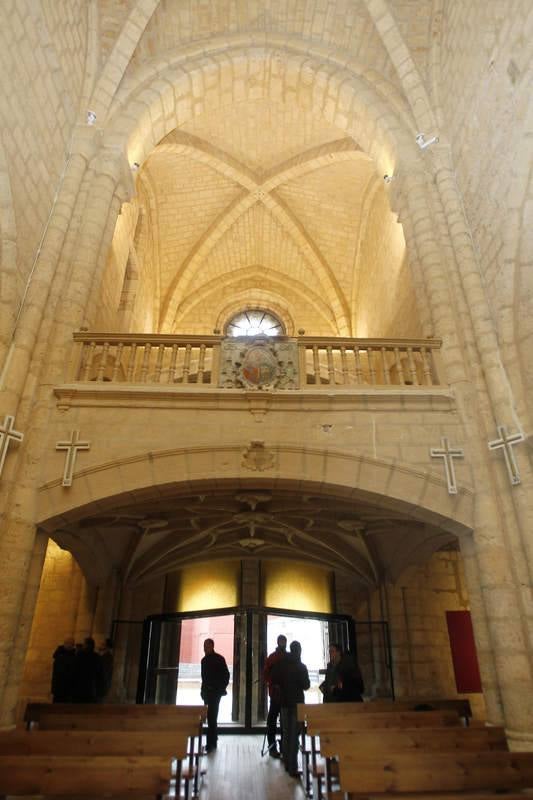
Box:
[0,146,126,726]
[396,168,533,746]
[0,530,48,726]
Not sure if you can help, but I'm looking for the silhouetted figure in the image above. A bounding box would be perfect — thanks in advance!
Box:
[272,640,310,778]
[263,634,287,758]
[201,638,230,753]
[72,637,105,703]
[51,637,76,703]
[98,638,114,700]
[323,643,364,702]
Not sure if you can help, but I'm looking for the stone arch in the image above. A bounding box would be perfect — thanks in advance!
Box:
[105,40,418,174]
[176,266,337,335]
[37,444,474,537]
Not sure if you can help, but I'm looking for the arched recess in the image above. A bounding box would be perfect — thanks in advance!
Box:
[37,444,474,586]
[97,42,425,335]
[176,266,337,335]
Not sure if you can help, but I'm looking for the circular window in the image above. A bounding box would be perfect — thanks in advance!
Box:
[226,309,284,337]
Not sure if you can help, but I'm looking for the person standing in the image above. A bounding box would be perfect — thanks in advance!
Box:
[323,643,364,702]
[72,637,105,703]
[51,637,76,703]
[201,638,230,753]
[263,634,287,758]
[273,640,310,778]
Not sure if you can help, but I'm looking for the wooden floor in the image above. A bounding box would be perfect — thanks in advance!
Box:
[197,735,307,800]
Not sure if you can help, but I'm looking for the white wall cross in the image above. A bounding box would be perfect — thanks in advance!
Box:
[0,415,24,479]
[488,425,524,486]
[56,430,90,487]
[430,437,464,495]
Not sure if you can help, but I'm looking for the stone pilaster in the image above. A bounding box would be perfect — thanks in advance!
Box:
[397,167,533,745]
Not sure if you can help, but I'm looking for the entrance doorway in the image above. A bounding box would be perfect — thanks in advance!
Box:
[136,606,392,730]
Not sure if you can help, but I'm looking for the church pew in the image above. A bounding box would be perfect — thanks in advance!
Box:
[0,754,172,798]
[0,729,192,799]
[26,705,206,798]
[298,706,462,796]
[333,750,533,796]
[317,727,507,799]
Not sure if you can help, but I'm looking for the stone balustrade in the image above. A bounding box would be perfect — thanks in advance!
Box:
[70,332,443,390]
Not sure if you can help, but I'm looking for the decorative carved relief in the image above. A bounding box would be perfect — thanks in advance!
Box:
[219,337,298,390]
[242,440,276,472]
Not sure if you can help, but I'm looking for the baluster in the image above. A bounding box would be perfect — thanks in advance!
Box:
[353,346,363,383]
[367,347,376,384]
[407,346,418,385]
[326,346,335,385]
[340,346,348,385]
[312,345,320,385]
[82,341,96,381]
[183,343,192,383]
[168,344,178,383]
[197,344,206,384]
[381,347,390,385]
[111,343,123,382]
[154,344,165,383]
[394,347,405,384]
[140,343,151,382]
[126,343,137,382]
[421,347,432,385]
[96,342,109,382]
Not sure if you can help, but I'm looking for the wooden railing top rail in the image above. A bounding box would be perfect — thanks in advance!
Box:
[72,331,442,349]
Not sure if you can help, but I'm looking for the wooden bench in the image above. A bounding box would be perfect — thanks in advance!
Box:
[298,705,462,797]
[0,754,172,798]
[317,727,507,799]
[24,703,207,798]
[334,750,533,796]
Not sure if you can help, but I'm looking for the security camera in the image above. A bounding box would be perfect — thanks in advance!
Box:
[87,110,97,126]
[383,174,393,184]
[132,162,140,171]
[416,133,439,150]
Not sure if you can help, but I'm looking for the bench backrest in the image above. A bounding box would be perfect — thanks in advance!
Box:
[0,729,190,758]
[25,702,206,724]
[318,726,507,756]
[305,710,461,733]
[337,751,533,793]
[0,755,172,796]
[298,700,469,722]
[36,712,204,732]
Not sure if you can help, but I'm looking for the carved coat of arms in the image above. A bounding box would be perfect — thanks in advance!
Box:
[219,337,298,391]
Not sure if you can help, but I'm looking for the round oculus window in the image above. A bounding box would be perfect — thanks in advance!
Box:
[226,309,284,337]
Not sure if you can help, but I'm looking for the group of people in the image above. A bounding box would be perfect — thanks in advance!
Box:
[51,636,113,703]
[197,635,365,778]
[264,637,364,778]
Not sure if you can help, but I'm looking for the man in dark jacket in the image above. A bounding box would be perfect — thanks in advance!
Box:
[201,638,230,752]
[263,634,287,758]
[272,640,310,778]
[51,637,76,702]
[323,643,364,702]
[72,637,105,703]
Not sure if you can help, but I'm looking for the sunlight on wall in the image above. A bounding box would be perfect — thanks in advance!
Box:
[263,561,333,613]
[176,561,240,611]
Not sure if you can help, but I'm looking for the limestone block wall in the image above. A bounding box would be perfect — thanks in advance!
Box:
[18,540,85,705]
[355,186,420,339]
[0,1,88,314]
[357,550,486,718]
[435,0,533,422]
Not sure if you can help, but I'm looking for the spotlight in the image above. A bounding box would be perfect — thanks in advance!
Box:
[87,110,97,126]
[383,174,393,184]
[416,132,439,150]
[131,162,140,171]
